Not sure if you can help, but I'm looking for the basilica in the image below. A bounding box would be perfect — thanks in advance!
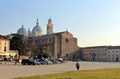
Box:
[17,18,79,60]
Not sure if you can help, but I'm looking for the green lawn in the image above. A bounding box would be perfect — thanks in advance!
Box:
[16,68,120,79]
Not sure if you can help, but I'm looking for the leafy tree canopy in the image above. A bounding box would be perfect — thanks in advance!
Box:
[10,33,26,55]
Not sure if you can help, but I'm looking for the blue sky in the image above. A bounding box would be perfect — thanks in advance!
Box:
[0,0,120,47]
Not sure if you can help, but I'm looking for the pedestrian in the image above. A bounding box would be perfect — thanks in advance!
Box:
[15,58,19,65]
[76,62,80,70]
[4,57,7,64]
[15,59,17,65]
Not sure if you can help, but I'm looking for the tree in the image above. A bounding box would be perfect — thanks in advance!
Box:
[37,46,49,59]
[10,33,26,55]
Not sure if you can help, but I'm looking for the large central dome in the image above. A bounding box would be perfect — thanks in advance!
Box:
[32,19,43,36]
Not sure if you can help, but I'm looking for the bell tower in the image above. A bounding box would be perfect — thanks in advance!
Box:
[47,18,53,34]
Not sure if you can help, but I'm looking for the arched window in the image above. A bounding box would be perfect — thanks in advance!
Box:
[66,53,69,58]
[65,38,69,43]
[4,46,6,51]
[48,38,52,43]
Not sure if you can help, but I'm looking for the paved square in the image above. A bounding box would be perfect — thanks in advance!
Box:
[0,61,120,79]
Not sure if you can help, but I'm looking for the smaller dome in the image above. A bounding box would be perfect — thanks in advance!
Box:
[17,25,28,36]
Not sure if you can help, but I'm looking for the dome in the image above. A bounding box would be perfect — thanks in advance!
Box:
[17,25,28,36]
[32,19,43,36]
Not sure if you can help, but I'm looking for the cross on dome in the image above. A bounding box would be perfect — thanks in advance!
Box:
[36,18,39,25]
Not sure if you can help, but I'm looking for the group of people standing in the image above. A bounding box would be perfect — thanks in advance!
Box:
[0,57,19,65]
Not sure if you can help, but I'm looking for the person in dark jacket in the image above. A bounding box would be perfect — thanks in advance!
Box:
[76,62,80,70]
[4,57,7,64]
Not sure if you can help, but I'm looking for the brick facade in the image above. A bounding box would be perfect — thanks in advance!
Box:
[27,31,79,60]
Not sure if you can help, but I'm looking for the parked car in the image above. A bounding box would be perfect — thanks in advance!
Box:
[57,58,63,63]
[21,59,36,65]
[44,59,53,64]
[37,59,53,65]
[34,59,41,65]
[50,58,63,64]
[38,59,48,65]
